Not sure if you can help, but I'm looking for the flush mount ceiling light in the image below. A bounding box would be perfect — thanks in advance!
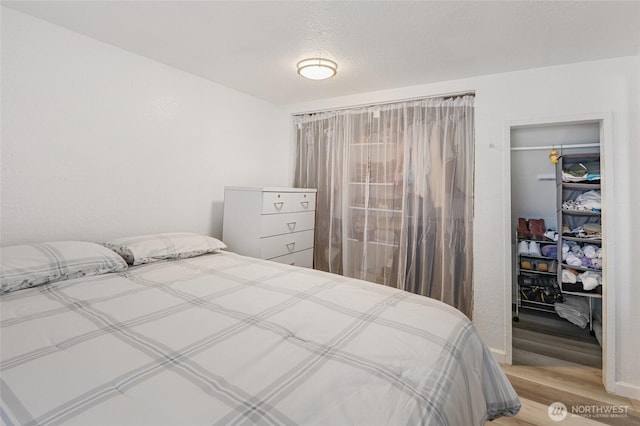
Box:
[297,58,338,80]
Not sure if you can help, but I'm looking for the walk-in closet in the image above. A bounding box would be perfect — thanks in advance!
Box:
[510,121,603,368]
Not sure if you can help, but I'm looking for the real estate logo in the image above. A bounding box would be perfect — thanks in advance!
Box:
[548,402,568,421]
[547,401,630,421]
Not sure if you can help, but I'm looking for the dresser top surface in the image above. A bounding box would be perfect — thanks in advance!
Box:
[225,186,317,193]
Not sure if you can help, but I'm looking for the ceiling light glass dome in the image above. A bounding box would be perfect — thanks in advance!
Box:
[297,58,338,80]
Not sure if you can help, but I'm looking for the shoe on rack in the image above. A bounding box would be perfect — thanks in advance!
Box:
[518,241,529,255]
[521,260,533,270]
[528,218,547,240]
[528,241,542,257]
[517,218,530,239]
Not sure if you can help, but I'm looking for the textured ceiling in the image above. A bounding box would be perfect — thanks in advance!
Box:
[3,1,639,105]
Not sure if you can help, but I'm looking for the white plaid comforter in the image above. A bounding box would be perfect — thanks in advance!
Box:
[0,252,519,425]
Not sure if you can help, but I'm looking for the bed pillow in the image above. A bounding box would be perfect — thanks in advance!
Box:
[102,232,227,265]
[0,241,128,294]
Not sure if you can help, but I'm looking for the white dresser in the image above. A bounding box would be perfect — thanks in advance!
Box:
[222,187,317,268]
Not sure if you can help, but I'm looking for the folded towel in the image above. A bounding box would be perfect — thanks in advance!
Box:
[562,269,577,283]
[591,258,603,269]
[583,223,601,234]
[566,253,582,266]
[555,295,590,328]
[576,190,601,211]
[583,245,598,259]
[571,245,584,258]
[556,310,588,328]
[580,271,602,290]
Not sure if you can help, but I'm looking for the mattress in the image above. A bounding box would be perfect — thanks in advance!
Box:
[0,251,519,425]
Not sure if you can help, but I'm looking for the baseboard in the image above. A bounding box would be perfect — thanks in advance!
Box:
[489,347,507,364]
[610,381,640,400]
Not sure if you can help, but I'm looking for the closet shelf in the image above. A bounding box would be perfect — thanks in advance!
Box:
[561,290,602,299]
[518,298,558,308]
[560,263,602,273]
[561,182,601,190]
[560,209,601,216]
[562,236,602,244]
[519,269,557,277]
[555,152,603,335]
[517,238,556,244]
[518,253,556,260]
[518,300,557,314]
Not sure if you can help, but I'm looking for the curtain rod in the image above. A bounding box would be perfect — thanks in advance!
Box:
[292,90,475,116]
[510,143,600,151]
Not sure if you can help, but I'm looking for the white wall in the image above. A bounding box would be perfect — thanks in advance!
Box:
[283,56,640,399]
[0,8,289,245]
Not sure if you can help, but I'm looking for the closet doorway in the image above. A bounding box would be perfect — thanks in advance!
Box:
[509,120,606,372]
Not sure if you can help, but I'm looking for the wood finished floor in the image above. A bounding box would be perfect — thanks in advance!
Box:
[491,310,640,425]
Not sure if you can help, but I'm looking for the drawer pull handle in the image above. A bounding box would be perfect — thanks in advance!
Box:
[286,242,296,251]
[300,201,309,208]
[273,201,284,210]
[286,221,297,230]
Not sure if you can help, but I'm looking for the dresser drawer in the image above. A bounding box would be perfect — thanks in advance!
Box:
[262,191,316,214]
[269,248,313,268]
[259,230,314,259]
[260,211,315,237]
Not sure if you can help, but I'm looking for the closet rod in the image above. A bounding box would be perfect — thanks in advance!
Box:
[292,90,475,116]
[510,143,600,152]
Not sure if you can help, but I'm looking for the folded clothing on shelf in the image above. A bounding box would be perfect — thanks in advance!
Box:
[562,225,602,240]
[561,281,603,294]
[561,241,602,270]
[562,268,578,284]
[562,190,601,212]
[561,267,603,294]
[583,223,602,236]
[562,161,601,182]
[580,271,602,290]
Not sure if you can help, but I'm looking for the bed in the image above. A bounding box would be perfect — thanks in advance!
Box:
[0,233,520,425]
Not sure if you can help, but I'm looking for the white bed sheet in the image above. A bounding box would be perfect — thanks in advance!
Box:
[1,251,519,425]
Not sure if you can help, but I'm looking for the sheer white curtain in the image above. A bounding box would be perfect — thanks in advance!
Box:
[293,96,474,318]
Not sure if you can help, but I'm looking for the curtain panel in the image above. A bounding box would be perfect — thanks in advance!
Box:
[293,96,474,318]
